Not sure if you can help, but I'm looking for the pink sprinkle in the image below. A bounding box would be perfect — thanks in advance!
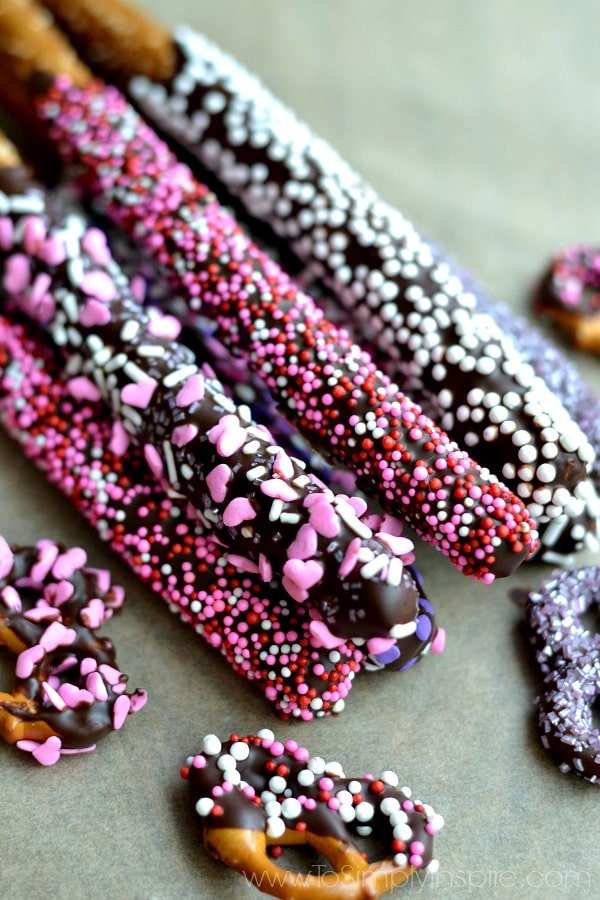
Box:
[147,311,181,340]
[143,443,164,477]
[222,497,257,527]
[21,735,63,766]
[80,270,118,302]
[176,372,205,407]
[208,414,248,457]
[109,419,130,456]
[206,463,232,503]
[58,683,94,708]
[0,534,14,579]
[431,627,446,654]
[81,227,112,265]
[85,671,109,702]
[80,597,106,630]
[338,537,361,578]
[16,644,45,679]
[413,466,429,481]
[172,423,198,447]
[40,621,77,652]
[3,253,30,293]
[79,298,111,327]
[53,546,87,579]
[309,501,340,538]
[309,619,345,650]
[67,375,102,402]
[113,694,131,730]
[287,524,318,562]
[260,479,299,502]
[121,378,158,409]
[283,558,324,592]
[226,554,260,574]
[1,584,21,612]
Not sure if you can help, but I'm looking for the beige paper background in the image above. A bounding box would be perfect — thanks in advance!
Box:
[0,1,599,898]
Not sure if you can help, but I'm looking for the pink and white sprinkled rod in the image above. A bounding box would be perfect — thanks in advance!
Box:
[0,176,441,667]
[0,314,367,719]
[33,78,538,582]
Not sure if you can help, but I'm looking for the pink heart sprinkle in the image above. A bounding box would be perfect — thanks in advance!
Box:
[109,419,130,456]
[272,449,295,480]
[40,621,77,652]
[176,373,205,407]
[282,558,324,593]
[226,554,260,574]
[0,216,14,250]
[143,443,163,477]
[375,532,414,559]
[113,694,131,730]
[222,497,257,527]
[121,378,157,409]
[58,683,94,708]
[260,479,299,503]
[172,423,198,447]
[309,620,345,650]
[366,636,397,655]
[130,690,148,713]
[23,216,46,255]
[346,496,368,518]
[44,578,75,607]
[287,524,318,562]
[80,598,106,631]
[79,298,111,327]
[67,375,102,402]
[147,312,181,340]
[309,501,340,539]
[0,534,14,579]
[39,236,67,267]
[80,270,117,302]
[80,657,97,677]
[16,644,45,679]
[258,554,273,583]
[85,671,108,702]
[3,253,31,293]
[81,227,111,265]
[206,463,231,503]
[53,546,87,579]
[338,537,361,578]
[31,540,59,581]
[29,735,63,766]
[208,414,248,457]
[1,584,21,612]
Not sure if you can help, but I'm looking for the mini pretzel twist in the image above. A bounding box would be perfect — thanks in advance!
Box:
[0,536,146,764]
[182,731,443,899]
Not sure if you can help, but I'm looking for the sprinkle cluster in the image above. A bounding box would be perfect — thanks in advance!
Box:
[0,185,434,645]
[183,730,443,878]
[0,536,146,764]
[35,78,538,581]
[535,244,600,354]
[523,566,600,783]
[0,314,366,718]
[124,26,595,532]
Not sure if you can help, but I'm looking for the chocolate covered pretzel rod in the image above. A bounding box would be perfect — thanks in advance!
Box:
[0,2,538,581]
[0,312,373,718]
[0,172,439,648]
[36,0,596,542]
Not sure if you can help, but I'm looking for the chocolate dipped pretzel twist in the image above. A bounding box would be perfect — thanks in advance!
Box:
[182,730,443,898]
[0,535,146,764]
[0,170,435,648]
[35,0,596,545]
[0,0,538,581]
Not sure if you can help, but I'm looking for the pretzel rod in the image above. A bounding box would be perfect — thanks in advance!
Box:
[0,163,446,661]
[0,3,539,582]
[36,0,596,539]
[0,312,370,719]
